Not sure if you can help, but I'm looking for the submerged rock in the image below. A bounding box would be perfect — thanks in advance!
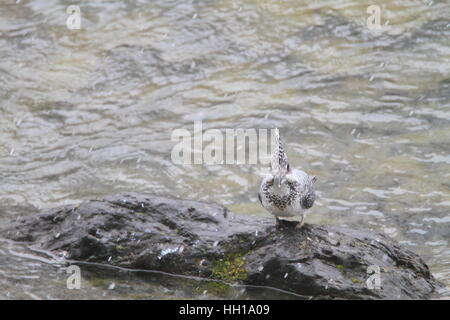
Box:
[0,192,442,299]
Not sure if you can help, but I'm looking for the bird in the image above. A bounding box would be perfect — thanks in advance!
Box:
[258,128,317,228]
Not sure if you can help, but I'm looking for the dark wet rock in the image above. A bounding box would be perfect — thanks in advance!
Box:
[0,192,442,299]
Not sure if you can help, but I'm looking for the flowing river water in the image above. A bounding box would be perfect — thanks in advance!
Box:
[0,0,449,299]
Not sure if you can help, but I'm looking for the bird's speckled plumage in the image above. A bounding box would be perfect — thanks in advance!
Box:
[259,129,316,227]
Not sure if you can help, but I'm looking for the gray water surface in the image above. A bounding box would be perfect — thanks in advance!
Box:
[0,0,449,299]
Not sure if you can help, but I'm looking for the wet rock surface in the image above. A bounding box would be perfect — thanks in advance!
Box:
[1,192,443,299]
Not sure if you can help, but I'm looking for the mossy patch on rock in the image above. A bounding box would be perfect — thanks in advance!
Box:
[211,252,247,282]
[351,278,362,284]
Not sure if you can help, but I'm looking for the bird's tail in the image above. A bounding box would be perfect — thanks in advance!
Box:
[270,128,290,177]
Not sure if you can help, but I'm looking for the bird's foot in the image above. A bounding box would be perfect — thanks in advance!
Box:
[295,216,305,229]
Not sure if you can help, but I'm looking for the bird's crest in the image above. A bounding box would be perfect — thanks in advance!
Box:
[270,128,290,177]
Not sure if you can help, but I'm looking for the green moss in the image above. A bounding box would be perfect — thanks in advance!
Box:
[196,251,250,298]
[336,264,345,271]
[211,252,247,282]
[351,278,362,284]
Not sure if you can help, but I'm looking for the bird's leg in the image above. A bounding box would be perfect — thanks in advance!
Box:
[295,215,305,229]
[275,217,280,227]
